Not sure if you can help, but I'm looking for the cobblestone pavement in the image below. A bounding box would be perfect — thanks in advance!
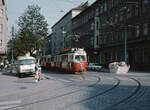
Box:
[0,70,150,110]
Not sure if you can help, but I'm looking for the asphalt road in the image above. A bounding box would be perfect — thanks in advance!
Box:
[0,69,150,110]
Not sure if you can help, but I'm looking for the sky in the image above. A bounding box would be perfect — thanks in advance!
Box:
[5,0,96,38]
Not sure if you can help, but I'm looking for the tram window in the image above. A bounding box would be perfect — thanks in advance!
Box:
[75,55,86,62]
[48,58,50,62]
[75,56,80,62]
[81,56,86,61]
[62,55,65,62]
[68,55,73,61]
[51,57,54,62]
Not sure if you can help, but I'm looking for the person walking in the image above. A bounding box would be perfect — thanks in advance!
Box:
[0,61,4,70]
[35,62,41,82]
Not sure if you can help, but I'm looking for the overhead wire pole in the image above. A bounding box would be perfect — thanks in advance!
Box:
[120,0,139,63]
[124,27,127,63]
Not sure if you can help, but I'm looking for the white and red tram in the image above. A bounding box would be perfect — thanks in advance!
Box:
[41,48,87,73]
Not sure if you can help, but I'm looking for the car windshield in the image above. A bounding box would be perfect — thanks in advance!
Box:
[18,59,35,65]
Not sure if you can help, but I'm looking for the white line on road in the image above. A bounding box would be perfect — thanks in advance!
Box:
[0,100,21,106]
[0,100,22,110]
[0,105,19,110]
[58,79,72,83]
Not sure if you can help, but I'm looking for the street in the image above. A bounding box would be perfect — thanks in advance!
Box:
[0,70,150,110]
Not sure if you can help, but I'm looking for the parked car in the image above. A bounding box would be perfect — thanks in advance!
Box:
[87,63,102,71]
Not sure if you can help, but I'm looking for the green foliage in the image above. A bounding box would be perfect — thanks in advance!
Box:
[15,5,49,56]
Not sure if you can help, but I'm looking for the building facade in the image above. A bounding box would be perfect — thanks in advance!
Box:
[99,0,150,71]
[0,0,8,58]
[50,0,150,71]
[51,2,88,55]
[72,0,100,63]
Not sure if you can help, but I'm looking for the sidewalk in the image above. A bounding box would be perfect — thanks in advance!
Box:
[99,68,150,76]
[128,71,150,76]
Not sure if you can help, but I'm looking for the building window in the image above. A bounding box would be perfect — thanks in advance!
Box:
[90,37,94,46]
[115,14,118,23]
[0,24,3,33]
[96,8,99,17]
[119,12,123,22]
[115,31,118,41]
[144,48,150,64]
[144,0,149,4]
[103,35,106,44]
[136,25,140,37]
[96,21,99,30]
[127,6,132,19]
[135,5,139,16]
[111,32,114,42]
[114,0,119,6]
[143,23,149,36]
[0,9,3,17]
[110,0,114,9]
[104,1,107,12]
[0,40,2,47]
[96,35,99,46]
[143,0,149,13]
[100,5,103,14]
[121,31,124,41]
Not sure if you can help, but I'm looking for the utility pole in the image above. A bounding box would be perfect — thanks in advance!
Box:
[124,27,127,63]
[11,25,14,64]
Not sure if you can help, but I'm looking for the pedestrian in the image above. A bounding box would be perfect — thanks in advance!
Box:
[35,62,41,82]
[0,61,4,70]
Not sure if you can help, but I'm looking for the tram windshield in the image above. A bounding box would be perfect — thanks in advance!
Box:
[75,55,86,62]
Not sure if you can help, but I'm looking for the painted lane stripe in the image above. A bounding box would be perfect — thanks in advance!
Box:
[0,100,21,106]
[58,79,72,83]
[0,105,19,110]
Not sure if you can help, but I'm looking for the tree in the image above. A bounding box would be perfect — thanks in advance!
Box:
[17,5,49,56]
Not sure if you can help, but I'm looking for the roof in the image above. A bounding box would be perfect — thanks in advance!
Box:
[72,0,100,21]
[51,1,89,29]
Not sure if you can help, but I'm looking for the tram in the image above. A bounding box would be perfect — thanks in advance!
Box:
[41,48,87,73]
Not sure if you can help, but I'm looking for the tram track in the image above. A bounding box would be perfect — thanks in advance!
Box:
[4,75,119,110]
[3,75,144,110]
[57,76,146,110]
[103,77,145,110]
[2,75,101,110]
[59,76,120,110]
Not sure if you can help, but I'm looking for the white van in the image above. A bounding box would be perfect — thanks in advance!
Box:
[14,56,36,78]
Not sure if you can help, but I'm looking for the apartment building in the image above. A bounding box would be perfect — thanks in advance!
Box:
[72,0,100,63]
[50,0,150,71]
[99,0,150,71]
[51,2,89,55]
[0,0,8,58]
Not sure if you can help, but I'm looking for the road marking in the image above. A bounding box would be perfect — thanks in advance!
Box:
[59,79,72,83]
[0,105,18,110]
[0,100,21,110]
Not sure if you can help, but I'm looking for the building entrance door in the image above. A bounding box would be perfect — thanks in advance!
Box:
[128,49,134,70]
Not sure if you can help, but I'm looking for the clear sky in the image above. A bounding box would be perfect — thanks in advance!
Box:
[5,0,96,37]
